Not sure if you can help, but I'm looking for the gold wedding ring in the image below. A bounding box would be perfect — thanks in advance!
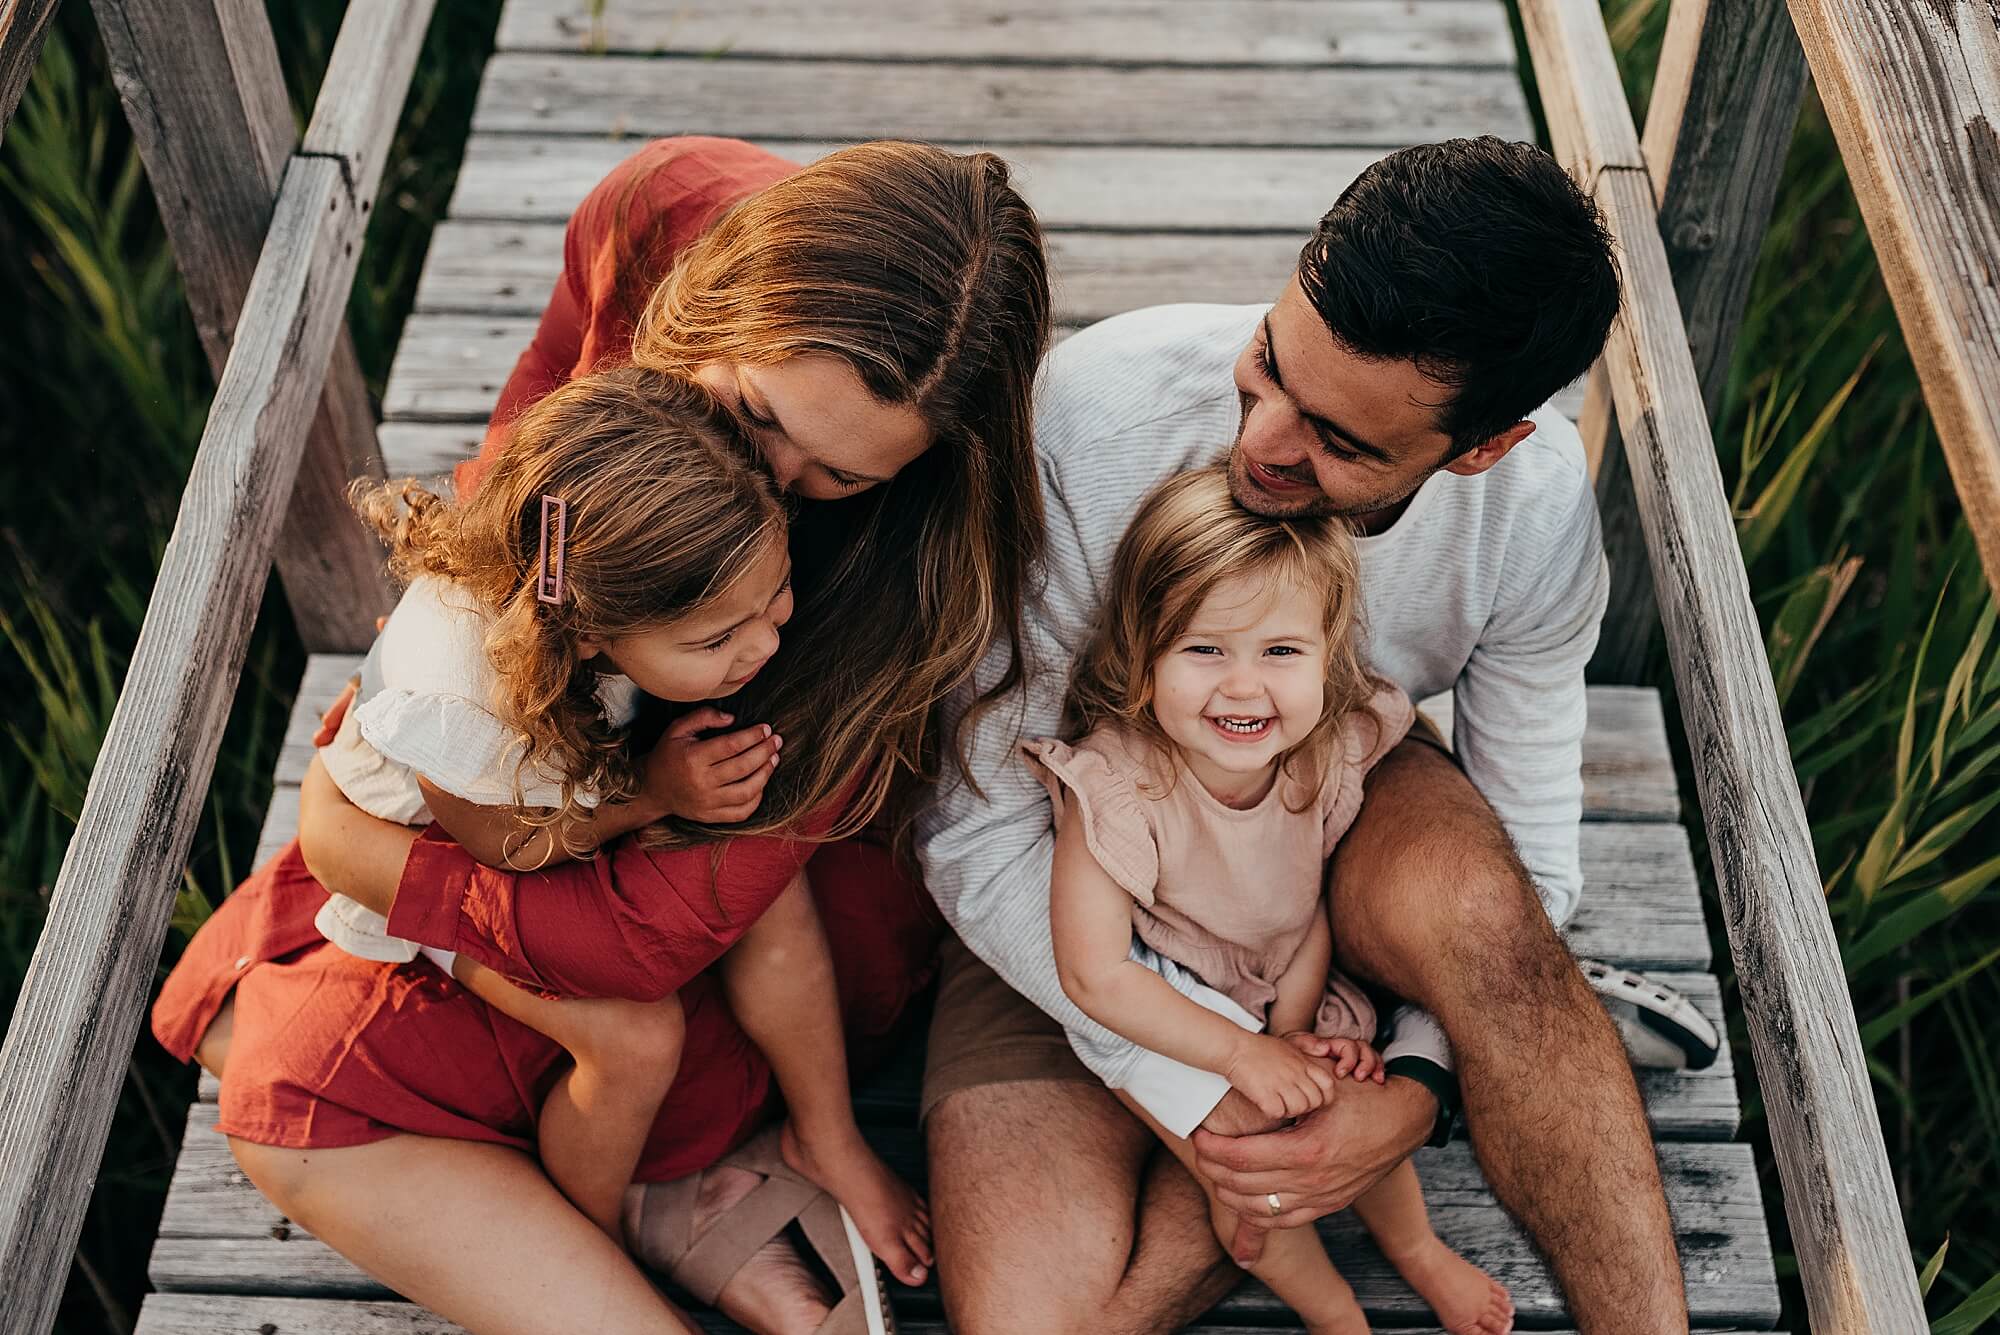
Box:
[1266,1192,1283,1217]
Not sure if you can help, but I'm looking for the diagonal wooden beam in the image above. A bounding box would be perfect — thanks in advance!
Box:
[1783,0,2000,596]
[0,0,60,142]
[89,0,396,651]
[0,7,435,1329]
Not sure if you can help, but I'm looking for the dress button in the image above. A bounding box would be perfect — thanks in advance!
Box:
[234,956,252,970]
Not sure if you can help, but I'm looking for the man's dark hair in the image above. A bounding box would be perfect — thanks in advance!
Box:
[1297,136,1619,456]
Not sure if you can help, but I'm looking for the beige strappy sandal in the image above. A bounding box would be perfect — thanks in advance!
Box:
[624,1128,896,1335]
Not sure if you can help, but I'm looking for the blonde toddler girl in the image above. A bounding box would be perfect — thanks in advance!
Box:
[1033,468,1513,1335]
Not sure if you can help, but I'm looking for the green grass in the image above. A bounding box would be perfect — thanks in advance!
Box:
[2,1,1995,1332]
[0,4,500,1330]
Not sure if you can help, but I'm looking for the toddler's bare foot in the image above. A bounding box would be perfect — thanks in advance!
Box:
[624,1164,834,1335]
[1383,1234,1514,1335]
[780,1118,933,1286]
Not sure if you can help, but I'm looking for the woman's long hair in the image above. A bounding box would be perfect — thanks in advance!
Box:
[354,366,785,841]
[625,140,1053,844]
[1065,469,1376,811]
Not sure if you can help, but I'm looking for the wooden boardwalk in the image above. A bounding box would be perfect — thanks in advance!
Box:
[138,1,1779,1330]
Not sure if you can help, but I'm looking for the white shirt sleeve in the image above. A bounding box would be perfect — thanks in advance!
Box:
[1449,437,1609,927]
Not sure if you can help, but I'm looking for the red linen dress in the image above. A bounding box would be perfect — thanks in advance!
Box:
[151,137,945,1181]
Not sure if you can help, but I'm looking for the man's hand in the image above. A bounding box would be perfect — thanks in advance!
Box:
[1192,1073,1436,1262]
[641,708,782,823]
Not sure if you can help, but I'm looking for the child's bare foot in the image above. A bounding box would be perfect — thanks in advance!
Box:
[1383,1235,1515,1334]
[780,1119,933,1286]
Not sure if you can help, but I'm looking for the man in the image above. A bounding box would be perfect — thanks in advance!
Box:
[916,137,1705,1333]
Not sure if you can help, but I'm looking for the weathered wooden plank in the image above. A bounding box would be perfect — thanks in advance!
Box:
[295,0,434,203]
[1784,0,2000,598]
[0,0,59,142]
[495,0,1516,68]
[0,3,436,1324]
[379,422,484,483]
[149,1111,1777,1325]
[1586,0,1810,683]
[471,53,1535,146]
[1418,685,1679,822]
[414,220,1305,323]
[133,1294,1788,1335]
[88,0,397,654]
[447,135,1385,232]
[1519,1,1923,1325]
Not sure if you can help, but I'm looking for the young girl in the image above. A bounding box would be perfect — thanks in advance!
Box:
[313,364,931,1291]
[1034,468,1514,1335]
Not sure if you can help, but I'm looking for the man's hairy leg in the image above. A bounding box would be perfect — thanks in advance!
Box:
[1331,739,1686,1333]
[928,1079,1238,1335]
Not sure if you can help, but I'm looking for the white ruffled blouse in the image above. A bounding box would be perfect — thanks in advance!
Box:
[315,574,640,964]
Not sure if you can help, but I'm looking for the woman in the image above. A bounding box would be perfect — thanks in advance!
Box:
[152,137,1051,1335]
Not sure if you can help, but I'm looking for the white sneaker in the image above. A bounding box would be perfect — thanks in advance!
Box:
[1580,960,1720,1071]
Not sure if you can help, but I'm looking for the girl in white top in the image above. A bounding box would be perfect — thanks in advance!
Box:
[317,365,929,1275]
[1039,469,1513,1335]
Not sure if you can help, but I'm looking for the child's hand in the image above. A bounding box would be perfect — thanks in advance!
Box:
[641,708,782,823]
[1314,1035,1386,1085]
[1224,1032,1337,1120]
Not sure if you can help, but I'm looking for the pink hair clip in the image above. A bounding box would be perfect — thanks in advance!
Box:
[535,494,568,604]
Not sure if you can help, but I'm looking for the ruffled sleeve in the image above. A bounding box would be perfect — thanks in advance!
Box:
[1021,735,1160,905]
[354,689,586,811]
[1320,684,1417,858]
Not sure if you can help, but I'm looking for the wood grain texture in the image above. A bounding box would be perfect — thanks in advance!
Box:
[89,0,396,653]
[470,53,1535,146]
[1525,32,1923,1315]
[377,422,485,485]
[0,8,433,1324]
[495,0,1516,67]
[151,1104,1777,1324]
[132,1295,1787,1335]
[297,0,434,203]
[1784,0,2000,597]
[0,158,361,1335]
[1587,0,1810,682]
[414,220,1305,323]
[447,134,1385,231]
[1515,0,1645,182]
[0,0,58,141]
[1417,685,1680,822]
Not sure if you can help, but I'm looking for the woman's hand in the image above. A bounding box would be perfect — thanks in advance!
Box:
[641,708,782,824]
[1224,1031,1338,1121]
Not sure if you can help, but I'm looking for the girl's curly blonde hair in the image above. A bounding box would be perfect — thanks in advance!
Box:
[1064,468,1376,812]
[353,366,783,839]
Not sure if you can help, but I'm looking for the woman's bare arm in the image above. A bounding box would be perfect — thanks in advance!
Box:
[415,777,665,872]
[297,754,422,914]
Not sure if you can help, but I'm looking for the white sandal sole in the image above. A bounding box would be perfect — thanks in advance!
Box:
[1581,959,1721,1070]
[836,1203,897,1335]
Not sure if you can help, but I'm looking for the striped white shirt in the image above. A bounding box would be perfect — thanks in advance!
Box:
[917,304,1609,1136]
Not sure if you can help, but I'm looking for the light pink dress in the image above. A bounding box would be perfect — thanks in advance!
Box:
[1025,686,1414,1038]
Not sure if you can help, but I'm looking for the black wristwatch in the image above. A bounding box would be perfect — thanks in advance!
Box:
[1383,1053,1459,1147]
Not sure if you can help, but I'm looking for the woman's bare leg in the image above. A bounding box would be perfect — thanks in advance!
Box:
[230,1134,700,1335]
[453,956,685,1241]
[1349,1160,1514,1335]
[719,873,932,1284]
[193,996,235,1078]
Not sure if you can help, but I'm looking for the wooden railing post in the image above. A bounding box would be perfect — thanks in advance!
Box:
[1586,0,1809,681]
[1782,0,2000,597]
[0,0,60,140]
[0,4,434,1328]
[1520,0,1927,1325]
[89,0,396,652]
